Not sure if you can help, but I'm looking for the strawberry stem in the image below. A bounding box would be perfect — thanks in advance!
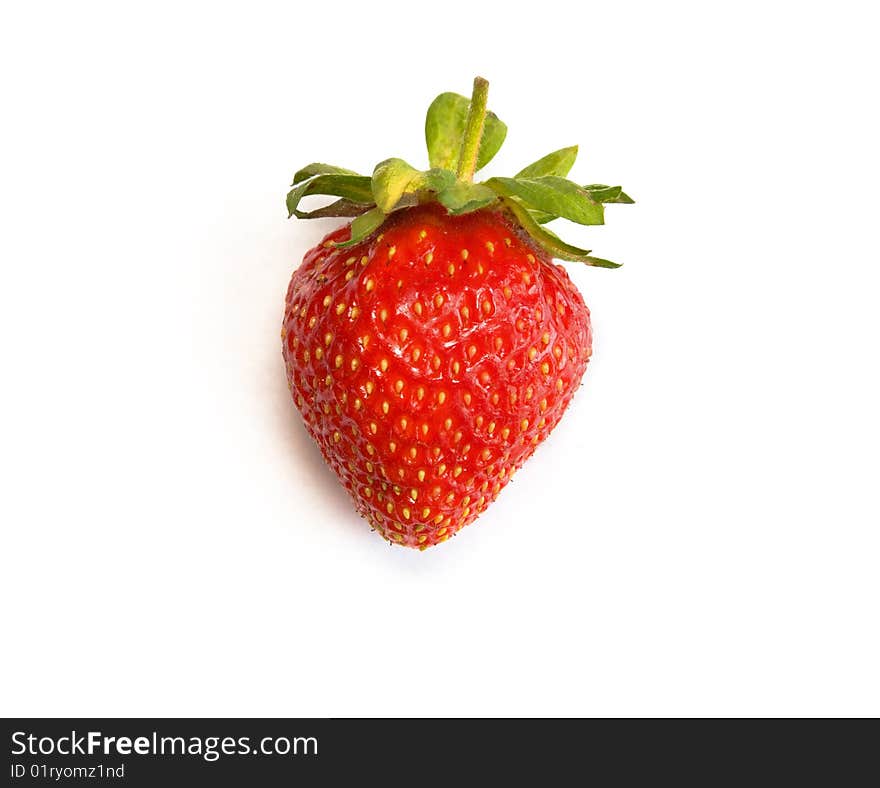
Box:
[455,76,490,183]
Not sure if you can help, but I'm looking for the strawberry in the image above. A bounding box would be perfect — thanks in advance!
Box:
[283,77,633,549]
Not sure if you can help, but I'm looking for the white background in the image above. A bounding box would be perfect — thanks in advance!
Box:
[2,1,878,717]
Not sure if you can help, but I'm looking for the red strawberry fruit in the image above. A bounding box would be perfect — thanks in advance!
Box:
[283,77,633,549]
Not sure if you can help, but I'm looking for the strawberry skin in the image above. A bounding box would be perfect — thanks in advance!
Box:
[282,203,592,548]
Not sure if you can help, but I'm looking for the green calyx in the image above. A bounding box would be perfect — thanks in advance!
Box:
[287,77,633,267]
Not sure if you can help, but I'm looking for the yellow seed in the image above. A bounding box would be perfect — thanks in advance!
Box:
[299,306,307,318]
[463,393,472,406]
[443,417,452,430]
[540,398,548,412]
[419,230,427,240]
[322,295,331,307]
[370,422,377,434]
[461,249,469,260]
[434,294,444,308]
[350,306,360,319]
[452,361,460,374]
[504,237,512,247]
[408,447,417,459]
[453,430,462,443]
[324,332,333,346]
[364,487,373,498]
[416,386,425,400]
[501,427,510,440]
[529,347,537,361]
[379,358,388,372]
[481,448,491,461]
[556,378,564,392]
[410,488,418,500]
[345,256,356,266]
[351,358,359,371]
[422,507,431,519]
[461,305,470,320]
[314,348,323,360]
[491,393,500,405]
[325,375,332,386]
[388,245,396,259]
[395,380,404,393]
[365,461,373,473]
[414,301,423,316]
[447,263,455,275]
[389,441,396,452]
[521,419,529,431]
[421,423,428,437]
[437,391,446,404]
[365,380,375,395]
[360,256,369,266]
[386,502,394,514]
[402,506,410,519]
[333,431,341,443]
[482,300,492,314]
[432,356,441,370]
[399,416,408,430]
[542,331,550,345]
[417,469,426,482]
[308,316,317,328]
[425,252,433,264]
[526,253,536,263]
[488,421,496,434]
[367,444,375,455]
[437,463,447,476]
[442,324,452,338]
[503,286,512,299]
[541,362,550,375]
[382,401,390,414]
[379,308,388,322]
[485,241,494,253]
[453,466,463,477]
[336,302,346,315]
[334,354,343,368]
[365,278,375,292]
[412,347,422,362]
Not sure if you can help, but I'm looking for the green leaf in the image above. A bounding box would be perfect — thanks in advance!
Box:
[515,146,578,179]
[437,182,498,215]
[334,207,386,248]
[487,176,605,225]
[499,197,606,264]
[528,208,558,224]
[425,92,507,173]
[292,163,361,185]
[293,199,374,219]
[575,255,623,268]
[286,174,374,218]
[503,197,621,267]
[372,158,422,212]
[411,168,457,194]
[583,184,635,204]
